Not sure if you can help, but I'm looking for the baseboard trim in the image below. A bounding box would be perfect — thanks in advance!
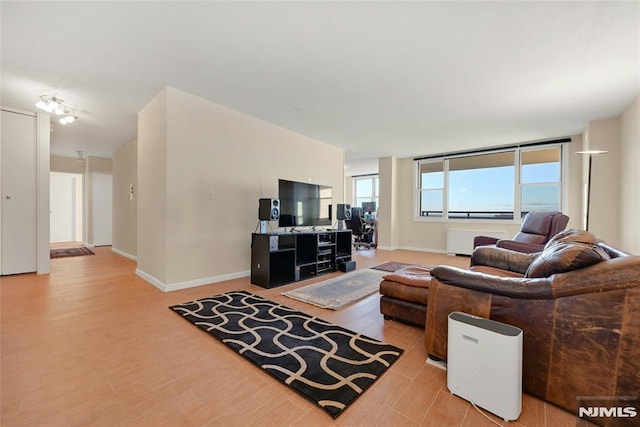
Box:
[111,247,136,261]
[164,270,251,292]
[376,245,447,254]
[135,268,251,293]
[135,269,165,292]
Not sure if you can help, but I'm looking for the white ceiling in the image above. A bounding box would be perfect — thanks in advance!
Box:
[2,1,638,164]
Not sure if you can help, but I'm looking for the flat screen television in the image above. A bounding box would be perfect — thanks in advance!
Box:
[278,179,333,228]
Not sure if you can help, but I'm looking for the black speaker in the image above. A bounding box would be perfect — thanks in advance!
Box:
[259,198,280,220]
[337,204,351,220]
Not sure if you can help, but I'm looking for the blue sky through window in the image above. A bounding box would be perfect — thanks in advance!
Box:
[449,166,514,212]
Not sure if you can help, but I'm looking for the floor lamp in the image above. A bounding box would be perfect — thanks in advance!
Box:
[576,150,608,231]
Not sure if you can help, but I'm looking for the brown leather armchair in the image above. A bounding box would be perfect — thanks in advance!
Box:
[474,211,569,253]
[425,230,640,425]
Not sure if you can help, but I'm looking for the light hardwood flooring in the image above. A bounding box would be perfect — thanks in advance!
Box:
[1,247,589,426]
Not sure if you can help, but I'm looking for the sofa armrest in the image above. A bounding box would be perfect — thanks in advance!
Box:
[471,246,538,275]
[473,235,499,248]
[497,239,545,253]
[549,255,640,297]
[430,265,552,299]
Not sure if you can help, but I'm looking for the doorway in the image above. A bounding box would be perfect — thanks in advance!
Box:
[50,172,83,246]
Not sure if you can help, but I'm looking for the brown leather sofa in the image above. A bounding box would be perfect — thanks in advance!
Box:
[424,230,640,425]
[474,211,569,253]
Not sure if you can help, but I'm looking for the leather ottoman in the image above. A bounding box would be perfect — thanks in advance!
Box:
[379,266,432,326]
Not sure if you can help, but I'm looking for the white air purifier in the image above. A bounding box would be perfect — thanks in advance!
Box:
[447,312,523,421]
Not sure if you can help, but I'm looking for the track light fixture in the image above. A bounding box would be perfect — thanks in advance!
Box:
[35,94,79,125]
[59,111,77,125]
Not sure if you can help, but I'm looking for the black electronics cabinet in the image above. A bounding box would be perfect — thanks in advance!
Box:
[251,230,352,288]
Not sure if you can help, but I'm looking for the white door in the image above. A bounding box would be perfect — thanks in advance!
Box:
[92,172,112,246]
[1,110,37,275]
[50,172,83,243]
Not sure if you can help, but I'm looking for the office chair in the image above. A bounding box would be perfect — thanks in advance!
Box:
[345,207,374,249]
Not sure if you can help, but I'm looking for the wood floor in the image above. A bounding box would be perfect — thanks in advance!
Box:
[1,247,587,426]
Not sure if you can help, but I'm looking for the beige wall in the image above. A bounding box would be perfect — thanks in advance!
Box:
[583,117,622,246]
[620,96,640,254]
[137,87,344,290]
[83,156,112,246]
[564,136,584,231]
[137,89,169,285]
[378,157,401,249]
[50,154,85,174]
[112,139,137,259]
[344,176,353,207]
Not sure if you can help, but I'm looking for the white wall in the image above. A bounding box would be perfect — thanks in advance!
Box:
[137,87,344,290]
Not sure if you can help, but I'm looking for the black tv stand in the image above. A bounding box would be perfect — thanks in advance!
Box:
[250,230,352,288]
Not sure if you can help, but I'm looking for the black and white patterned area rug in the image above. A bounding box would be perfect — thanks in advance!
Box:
[169,290,403,418]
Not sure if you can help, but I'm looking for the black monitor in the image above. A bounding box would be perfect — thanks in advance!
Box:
[362,201,377,213]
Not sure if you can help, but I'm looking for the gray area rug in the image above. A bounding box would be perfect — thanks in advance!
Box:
[283,269,387,310]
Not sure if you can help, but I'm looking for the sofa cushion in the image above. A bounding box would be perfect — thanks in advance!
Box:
[544,229,597,249]
[525,242,610,278]
[379,266,432,307]
[382,266,432,288]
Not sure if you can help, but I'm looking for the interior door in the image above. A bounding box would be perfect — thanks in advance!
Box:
[1,110,37,275]
[50,172,83,243]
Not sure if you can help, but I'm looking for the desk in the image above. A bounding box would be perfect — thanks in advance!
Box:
[365,219,377,248]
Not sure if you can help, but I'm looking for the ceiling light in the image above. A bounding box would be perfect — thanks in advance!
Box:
[576,150,609,155]
[59,113,77,125]
[35,94,79,123]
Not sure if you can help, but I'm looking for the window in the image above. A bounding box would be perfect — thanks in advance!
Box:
[448,152,514,219]
[415,144,564,220]
[521,148,561,215]
[353,175,379,210]
[418,162,444,217]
